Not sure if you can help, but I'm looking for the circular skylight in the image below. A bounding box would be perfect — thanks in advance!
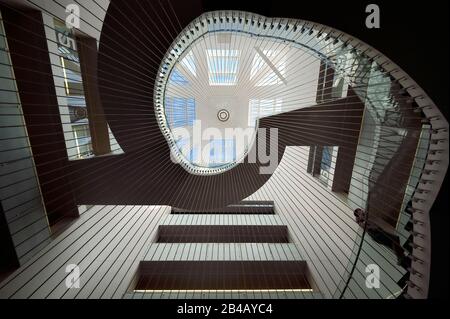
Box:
[155,12,359,175]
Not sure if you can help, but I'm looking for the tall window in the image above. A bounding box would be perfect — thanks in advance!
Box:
[169,68,189,85]
[52,18,122,159]
[319,146,334,186]
[209,139,236,166]
[176,138,198,163]
[73,124,93,159]
[207,49,239,85]
[248,98,283,127]
[321,146,332,172]
[53,18,93,159]
[165,97,196,128]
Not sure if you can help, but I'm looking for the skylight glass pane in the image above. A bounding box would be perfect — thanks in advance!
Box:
[169,68,189,85]
[190,147,199,164]
[223,139,236,163]
[165,97,196,128]
[207,49,240,85]
[209,74,237,85]
[208,139,236,166]
[176,138,192,160]
[209,139,223,165]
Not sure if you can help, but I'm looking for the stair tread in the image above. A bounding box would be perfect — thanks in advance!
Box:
[144,243,303,261]
[161,214,284,226]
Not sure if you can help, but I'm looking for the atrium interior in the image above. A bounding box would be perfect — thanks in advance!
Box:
[0,0,448,300]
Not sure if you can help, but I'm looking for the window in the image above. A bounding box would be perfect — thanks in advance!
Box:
[207,49,239,85]
[169,68,189,85]
[209,139,236,167]
[52,18,123,158]
[73,124,93,159]
[250,50,286,86]
[173,138,236,167]
[60,57,84,99]
[248,98,283,126]
[321,146,332,172]
[176,138,198,163]
[165,97,196,128]
[319,146,334,186]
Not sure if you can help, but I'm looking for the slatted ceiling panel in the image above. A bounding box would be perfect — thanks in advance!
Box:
[161,214,284,225]
[236,245,244,260]
[241,244,249,260]
[166,245,179,259]
[142,243,302,261]
[168,245,180,261]
[171,243,182,260]
[223,244,230,260]
[98,208,167,298]
[147,242,161,262]
[207,243,214,260]
[196,244,204,261]
[170,210,276,215]
[182,242,191,259]
[0,205,169,299]
[233,243,240,261]
[55,205,166,299]
[175,215,183,225]
[161,244,172,261]
[278,245,290,260]
[190,243,199,260]
[34,206,147,299]
[0,204,105,297]
[250,243,260,260]
[264,243,273,259]
[184,244,193,262]
[269,244,280,260]
[163,244,174,260]
[186,214,194,226]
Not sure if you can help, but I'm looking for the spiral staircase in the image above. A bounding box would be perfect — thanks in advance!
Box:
[0,1,447,299]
